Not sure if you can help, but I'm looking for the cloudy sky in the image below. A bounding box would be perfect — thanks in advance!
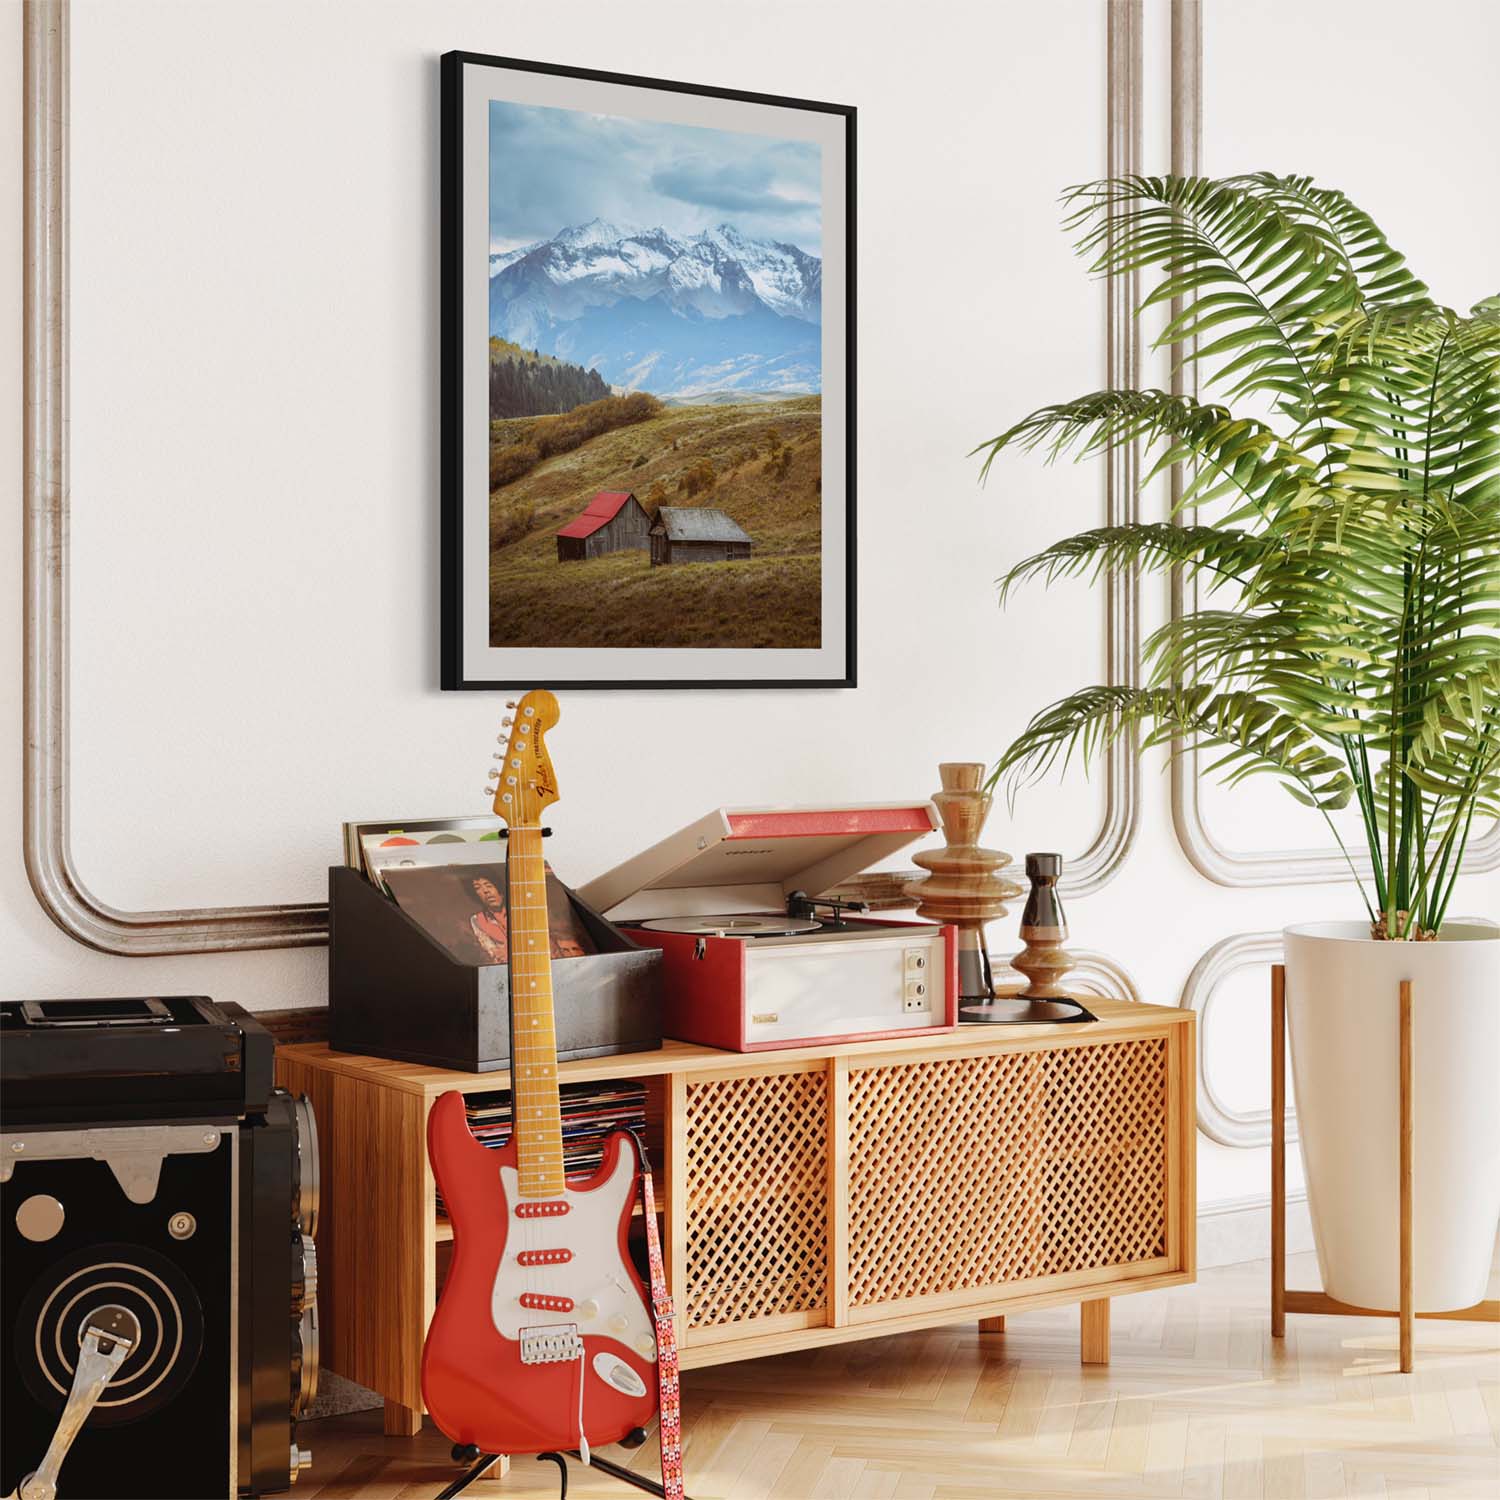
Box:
[489,101,822,256]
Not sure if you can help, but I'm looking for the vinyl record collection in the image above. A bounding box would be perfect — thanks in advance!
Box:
[434,1080,649,1218]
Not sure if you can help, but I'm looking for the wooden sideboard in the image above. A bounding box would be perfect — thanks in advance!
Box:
[277,998,1195,1437]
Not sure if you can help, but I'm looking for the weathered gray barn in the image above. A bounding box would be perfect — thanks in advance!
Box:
[555,490,651,562]
[650,507,753,566]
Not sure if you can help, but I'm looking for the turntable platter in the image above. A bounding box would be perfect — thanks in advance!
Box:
[637,914,823,938]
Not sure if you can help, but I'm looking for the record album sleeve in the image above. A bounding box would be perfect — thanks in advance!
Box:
[382,862,595,966]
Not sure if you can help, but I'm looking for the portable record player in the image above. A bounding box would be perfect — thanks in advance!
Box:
[578,805,958,1051]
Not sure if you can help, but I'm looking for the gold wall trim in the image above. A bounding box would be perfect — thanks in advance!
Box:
[1164,0,1499,888]
[21,0,1142,953]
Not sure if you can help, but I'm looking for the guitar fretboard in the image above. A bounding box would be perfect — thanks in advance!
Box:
[506,827,566,1198]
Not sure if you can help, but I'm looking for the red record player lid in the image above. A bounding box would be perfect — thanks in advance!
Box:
[577,804,939,922]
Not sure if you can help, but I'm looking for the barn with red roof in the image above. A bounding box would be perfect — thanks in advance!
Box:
[555,490,652,563]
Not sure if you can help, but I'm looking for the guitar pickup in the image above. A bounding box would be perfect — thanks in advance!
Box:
[516,1201,570,1219]
[519,1325,584,1365]
[516,1248,573,1266]
[519,1293,574,1312]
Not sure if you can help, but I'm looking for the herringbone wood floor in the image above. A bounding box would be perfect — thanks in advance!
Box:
[300,1250,1500,1499]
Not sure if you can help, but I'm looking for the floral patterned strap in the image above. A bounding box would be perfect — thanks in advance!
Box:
[641,1164,684,1500]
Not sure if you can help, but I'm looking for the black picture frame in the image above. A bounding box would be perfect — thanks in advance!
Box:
[439,51,856,691]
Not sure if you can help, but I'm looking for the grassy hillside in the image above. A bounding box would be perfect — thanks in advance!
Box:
[488,395,821,649]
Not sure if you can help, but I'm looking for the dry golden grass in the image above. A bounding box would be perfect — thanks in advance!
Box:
[488,396,822,649]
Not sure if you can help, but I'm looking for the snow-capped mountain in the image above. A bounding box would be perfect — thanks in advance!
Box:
[489,219,822,398]
[488,241,542,276]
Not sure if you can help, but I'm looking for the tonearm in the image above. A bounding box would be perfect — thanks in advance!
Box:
[785,890,869,929]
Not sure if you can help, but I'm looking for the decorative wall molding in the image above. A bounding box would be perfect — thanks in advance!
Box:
[1066,948,1142,1005]
[21,0,325,954]
[1164,0,1499,889]
[1181,929,1294,1148]
[1063,0,1143,899]
[21,0,1142,953]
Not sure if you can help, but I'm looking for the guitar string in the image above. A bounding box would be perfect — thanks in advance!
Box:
[509,811,643,1355]
[500,758,652,1400]
[510,826,561,1318]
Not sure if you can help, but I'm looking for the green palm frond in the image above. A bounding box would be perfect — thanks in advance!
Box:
[995,523,1268,603]
[973,387,1316,523]
[995,683,1358,828]
[981,173,1500,937]
[1242,173,1432,308]
[1064,176,1356,423]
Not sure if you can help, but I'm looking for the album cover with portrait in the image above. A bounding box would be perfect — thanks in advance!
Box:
[382,861,596,966]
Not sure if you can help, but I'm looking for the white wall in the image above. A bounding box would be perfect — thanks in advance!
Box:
[2,0,1495,1221]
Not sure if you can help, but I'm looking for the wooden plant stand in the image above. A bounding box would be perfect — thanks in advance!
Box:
[277,998,1195,1437]
[1270,965,1499,1373]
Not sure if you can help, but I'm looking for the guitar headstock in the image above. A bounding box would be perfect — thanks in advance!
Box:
[486,690,560,828]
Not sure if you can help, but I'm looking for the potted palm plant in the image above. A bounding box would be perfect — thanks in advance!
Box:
[979,174,1499,1312]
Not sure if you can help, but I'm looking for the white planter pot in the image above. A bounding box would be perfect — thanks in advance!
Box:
[1283,920,1500,1312]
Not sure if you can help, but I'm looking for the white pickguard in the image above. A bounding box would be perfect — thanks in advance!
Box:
[491,1148,657,1366]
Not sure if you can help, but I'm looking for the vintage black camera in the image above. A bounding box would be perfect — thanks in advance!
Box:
[1,997,319,1498]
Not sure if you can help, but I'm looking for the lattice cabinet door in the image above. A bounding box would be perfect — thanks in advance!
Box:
[845,1035,1173,1316]
[679,1063,830,1344]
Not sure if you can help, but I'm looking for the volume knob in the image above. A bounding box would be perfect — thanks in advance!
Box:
[608,1314,629,1333]
[577,1300,600,1321]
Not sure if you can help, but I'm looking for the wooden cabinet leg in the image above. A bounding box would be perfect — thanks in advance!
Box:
[383,1398,423,1437]
[978,1315,1006,1333]
[1080,1298,1110,1364]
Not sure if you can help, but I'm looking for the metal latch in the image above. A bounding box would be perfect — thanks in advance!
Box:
[18,1306,139,1500]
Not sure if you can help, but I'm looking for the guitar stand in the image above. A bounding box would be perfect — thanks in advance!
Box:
[1270,966,1499,1373]
[439,1433,691,1500]
[539,1448,682,1498]
[434,1448,503,1500]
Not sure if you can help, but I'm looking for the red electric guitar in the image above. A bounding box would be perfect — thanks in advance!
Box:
[421,690,660,1458]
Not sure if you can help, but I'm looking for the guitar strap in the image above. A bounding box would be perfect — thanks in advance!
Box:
[639,1156,685,1500]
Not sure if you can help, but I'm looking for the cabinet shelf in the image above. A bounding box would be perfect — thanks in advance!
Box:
[277,997,1194,1432]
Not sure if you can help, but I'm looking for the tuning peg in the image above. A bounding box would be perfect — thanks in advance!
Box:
[505,700,518,709]
[501,717,514,728]
[492,752,504,760]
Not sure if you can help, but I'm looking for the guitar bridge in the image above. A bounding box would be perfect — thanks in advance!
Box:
[519,1324,584,1365]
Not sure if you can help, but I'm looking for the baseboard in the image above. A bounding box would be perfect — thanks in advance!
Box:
[257,1004,330,1045]
[1197,1192,1315,1268]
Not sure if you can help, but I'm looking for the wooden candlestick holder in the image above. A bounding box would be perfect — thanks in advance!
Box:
[1012,852,1075,999]
[906,763,1022,1001]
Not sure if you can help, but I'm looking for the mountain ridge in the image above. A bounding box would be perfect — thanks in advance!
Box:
[488,219,823,398]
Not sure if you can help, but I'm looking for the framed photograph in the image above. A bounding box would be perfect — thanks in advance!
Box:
[440,52,855,690]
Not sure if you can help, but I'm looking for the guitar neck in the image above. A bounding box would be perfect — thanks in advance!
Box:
[507,827,566,1198]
